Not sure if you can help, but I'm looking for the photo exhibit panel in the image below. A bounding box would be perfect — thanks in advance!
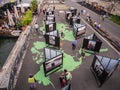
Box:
[77,26,85,35]
[44,54,63,72]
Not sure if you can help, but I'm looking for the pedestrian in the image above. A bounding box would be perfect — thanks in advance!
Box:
[34,23,39,34]
[71,38,77,50]
[43,8,46,15]
[102,14,106,21]
[53,6,55,11]
[81,9,83,14]
[59,73,67,88]
[77,12,80,17]
[81,48,86,59]
[28,74,37,89]
[97,23,101,29]
[63,69,72,84]
[61,26,64,37]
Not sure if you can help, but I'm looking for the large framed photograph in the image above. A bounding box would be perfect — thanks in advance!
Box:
[82,34,102,52]
[43,54,63,76]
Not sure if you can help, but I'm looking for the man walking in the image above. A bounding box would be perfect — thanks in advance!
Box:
[71,38,77,50]
[34,23,39,35]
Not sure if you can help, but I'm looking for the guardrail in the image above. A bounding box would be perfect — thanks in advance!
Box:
[85,17,120,52]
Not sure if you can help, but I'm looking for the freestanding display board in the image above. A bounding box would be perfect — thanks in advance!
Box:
[91,55,120,87]
[70,16,80,26]
[43,48,63,76]
[46,14,55,22]
[73,23,86,39]
[69,7,77,16]
[45,30,60,49]
[45,21,56,33]
[46,9,54,15]
[65,11,72,22]
[82,34,102,52]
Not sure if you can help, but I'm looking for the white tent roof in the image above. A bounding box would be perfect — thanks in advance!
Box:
[17,3,30,8]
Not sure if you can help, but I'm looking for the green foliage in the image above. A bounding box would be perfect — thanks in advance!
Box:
[22,9,33,26]
[16,19,22,28]
[110,15,120,25]
[30,0,38,12]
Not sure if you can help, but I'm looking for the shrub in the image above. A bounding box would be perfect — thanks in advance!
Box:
[30,0,38,13]
[110,15,120,25]
[22,9,33,26]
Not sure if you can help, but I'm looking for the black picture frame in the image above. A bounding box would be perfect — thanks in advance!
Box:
[73,24,86,38]
[45,21,56,33]
[70,16,80,26]
[43,48,63,76]
[45,31,60,49]
[46,15,55,22]
[91,55,120,87]
[82,34,102,52]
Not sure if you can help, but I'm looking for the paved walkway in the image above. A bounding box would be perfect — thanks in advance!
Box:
[15,0,120,90]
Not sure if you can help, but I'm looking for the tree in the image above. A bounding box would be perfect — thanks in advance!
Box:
[30,0,38,14]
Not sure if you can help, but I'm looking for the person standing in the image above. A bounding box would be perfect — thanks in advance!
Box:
[61,26,64,37]
[34,23,39,34]
[81,48,86,59]
[59,73,67,88]
[64,69,72,84]
[71,38,77,50]
[28,74,36,89]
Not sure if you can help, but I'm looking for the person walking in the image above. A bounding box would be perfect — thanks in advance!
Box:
[34,23,39,35]
[71,38,77,50]
[59,69,72,88]
[81,48,86,59]
[59,73,67,88]
[28,74,37,90]
[64,69,72,84]
[61,26,64,37]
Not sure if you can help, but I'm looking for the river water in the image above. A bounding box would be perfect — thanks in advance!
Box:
[0,38,17,68]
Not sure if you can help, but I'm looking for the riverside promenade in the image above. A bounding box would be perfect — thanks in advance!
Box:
[14,0,120,90]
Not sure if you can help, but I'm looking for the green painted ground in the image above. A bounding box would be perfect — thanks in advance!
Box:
[31,23,108,88]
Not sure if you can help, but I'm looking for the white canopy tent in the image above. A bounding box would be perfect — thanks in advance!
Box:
[14,5,19,19]
[17,3,30,8]
[7,9,15,26]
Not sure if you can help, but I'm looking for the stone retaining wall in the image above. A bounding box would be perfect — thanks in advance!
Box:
[0,26,31,90]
